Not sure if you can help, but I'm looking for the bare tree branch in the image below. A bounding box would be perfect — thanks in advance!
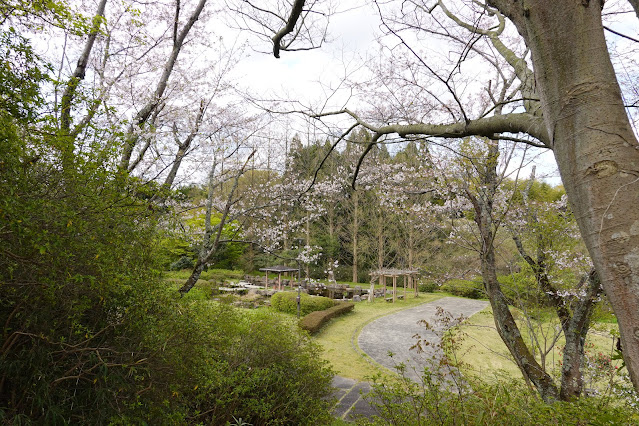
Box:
[119,0,208,171]
[60,0,107,135]
[272,0,305,58]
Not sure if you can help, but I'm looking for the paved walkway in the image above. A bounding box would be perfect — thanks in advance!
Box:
[331,297,489,421]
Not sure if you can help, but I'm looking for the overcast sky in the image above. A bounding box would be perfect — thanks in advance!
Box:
[223,3,563,185]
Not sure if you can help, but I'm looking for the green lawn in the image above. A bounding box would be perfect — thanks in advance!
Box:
[166,269,623,391]
[455,307,622,389]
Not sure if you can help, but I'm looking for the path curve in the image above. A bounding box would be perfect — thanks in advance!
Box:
[332,297,489,421]
[357,297,488,382]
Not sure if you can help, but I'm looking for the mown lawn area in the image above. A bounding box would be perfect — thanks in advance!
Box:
[455,308,621,389]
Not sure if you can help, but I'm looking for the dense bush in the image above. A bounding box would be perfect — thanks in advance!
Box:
[440,279,485,299]
[418,280,438,293]
[170,255,196,270]
[155,304,335,425]
[0,143,335,423]
[299,302,355,334]
[271,291,336,316]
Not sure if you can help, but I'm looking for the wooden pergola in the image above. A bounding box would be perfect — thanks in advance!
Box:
[369,268,420,303]
[259,265,300,291]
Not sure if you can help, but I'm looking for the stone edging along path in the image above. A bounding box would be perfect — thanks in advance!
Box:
[332,296,489,421]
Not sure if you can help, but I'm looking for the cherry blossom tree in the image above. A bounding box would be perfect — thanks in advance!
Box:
[262,0,639,393]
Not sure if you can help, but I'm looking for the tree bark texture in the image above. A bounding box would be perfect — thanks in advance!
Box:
[479,215,559,402]
[352,189,359,283]
[60,0,107,135]
[560,269,601,400]
[471,144,560,402]
[489,0,639,392]
[119,0,207,171]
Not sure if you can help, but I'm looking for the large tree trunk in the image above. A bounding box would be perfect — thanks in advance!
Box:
[479,218,559,402]
[497,0,639,392]
[471,143,560,402]
[352,189,359,283]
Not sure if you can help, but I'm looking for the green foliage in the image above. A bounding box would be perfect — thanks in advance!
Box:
[181,212,247,269]
[440,279,484,299]
[149,304,335,425]
[502,178,565,205]
[1,0,87,33]
[157,235,193,269]
[271,291,336,316]
[0,149,334,423]
[0,29,50,123]
[362,373,638,425]
[417,280,438,293]
[299,302,355,334]
[0,34,333,423]
[497,272,538,304]
[0,126,163,421]
[170,255,195,271]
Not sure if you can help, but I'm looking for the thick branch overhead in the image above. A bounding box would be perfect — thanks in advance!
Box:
[315,109,550,147]
[272,0,306,58]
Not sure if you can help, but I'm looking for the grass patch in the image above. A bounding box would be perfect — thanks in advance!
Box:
[312,293,445,381]
[456,308,621,386]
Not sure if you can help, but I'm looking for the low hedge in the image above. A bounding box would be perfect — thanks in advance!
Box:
[271,291,336,316]
[299,302,355,334]
[440,279,485,299]
[418,280,438,293]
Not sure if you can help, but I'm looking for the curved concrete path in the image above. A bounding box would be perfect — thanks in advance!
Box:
[332,296,488,421]
[358,296,488,382]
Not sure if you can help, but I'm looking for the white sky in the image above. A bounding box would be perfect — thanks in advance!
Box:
[229,2,379,105]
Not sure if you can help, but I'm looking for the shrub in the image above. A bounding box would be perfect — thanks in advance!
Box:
[363,373,639,426]
[299,302,355,334]
[0,125,334,424]
[156,304,335,425]
[169,255,195,270]
[418,280,438,293]
[271,291,336,316]
[440,279,485,299]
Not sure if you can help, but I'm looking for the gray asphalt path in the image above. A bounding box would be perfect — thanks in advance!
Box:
[332,297,489,420]
[357,297,489,382]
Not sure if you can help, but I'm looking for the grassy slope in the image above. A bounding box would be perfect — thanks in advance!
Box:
[455,308,620,384]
